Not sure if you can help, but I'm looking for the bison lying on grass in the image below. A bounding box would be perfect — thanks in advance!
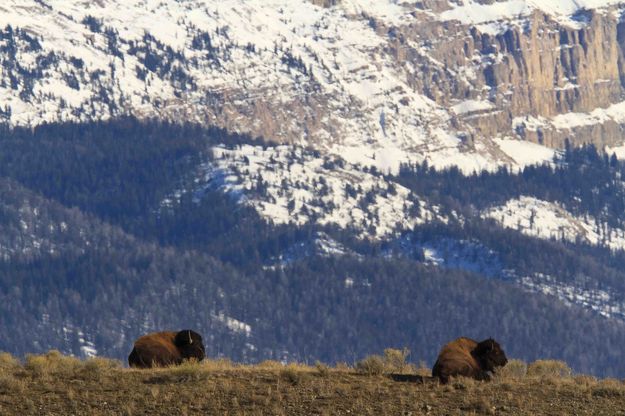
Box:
[432,337,508,383]
[128,330,205,368]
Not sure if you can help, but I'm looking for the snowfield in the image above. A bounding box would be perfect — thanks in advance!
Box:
[440,0,625,32]
[4,0,625,332]
[164,144,443,239]
[519,272,625,321]
[484,196,625,251]
[0,0,566,176]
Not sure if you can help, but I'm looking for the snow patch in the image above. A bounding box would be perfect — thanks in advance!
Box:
[165,144,440,239]
[440,0,624,33]
[606,144,625,159]
[390,235,506,278]
[484,196,625,251]
[494,138,556,167]
[267,232,354,267]
[213,313,252,337]
[514,100,625,133]
[520,273,625,320]
[451,99,495,115]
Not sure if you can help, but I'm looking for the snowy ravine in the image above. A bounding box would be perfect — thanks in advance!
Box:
[479,195,625,321]
[484,196,625,251]
[518,273,625,322]
[390,235,625,323]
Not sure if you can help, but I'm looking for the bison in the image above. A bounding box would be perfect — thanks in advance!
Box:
[128,329,206,368]
[432,337,508,383]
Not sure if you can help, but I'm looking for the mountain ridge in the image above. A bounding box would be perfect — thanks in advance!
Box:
[3,1,625,376]
[6,0,625,173]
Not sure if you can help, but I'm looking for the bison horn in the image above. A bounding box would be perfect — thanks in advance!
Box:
[188,330,193,344]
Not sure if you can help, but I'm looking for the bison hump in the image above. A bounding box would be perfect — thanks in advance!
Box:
[130,331,181,368]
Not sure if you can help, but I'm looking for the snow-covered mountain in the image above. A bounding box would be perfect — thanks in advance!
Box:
[6,0,625,172]
[7,0,625,335]
[4,0,624,247]
[163,143,446,239]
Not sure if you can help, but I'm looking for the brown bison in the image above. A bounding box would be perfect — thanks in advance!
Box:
[432,337,508,383]
[128,329,206,368]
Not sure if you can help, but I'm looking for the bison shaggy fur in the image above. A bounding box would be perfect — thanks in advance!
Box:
[128,329,206,368]
[432,337,508,383]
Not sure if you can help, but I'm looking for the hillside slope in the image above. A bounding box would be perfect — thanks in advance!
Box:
[3,0,625,172]
[1,354,624,416]
[4,0,625,379]
[0,121,625,377]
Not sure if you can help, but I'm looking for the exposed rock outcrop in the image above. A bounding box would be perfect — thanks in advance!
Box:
[309,0,340,7]
[400,5,625,148]
[2,0,625,169]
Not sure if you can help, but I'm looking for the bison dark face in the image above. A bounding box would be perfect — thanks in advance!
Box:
[473,338,508,373]
[174,329,206,362]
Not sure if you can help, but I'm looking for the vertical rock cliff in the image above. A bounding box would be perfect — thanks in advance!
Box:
[399,3,625,149]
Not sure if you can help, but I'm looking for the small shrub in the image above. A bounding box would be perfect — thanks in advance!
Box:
[315,361,330,377]
[592,378,625,398]
[355,355,385,376]
[527,360,572,379]
[166,360,209,382]
[24,350,81,378]
[80,357,121,381]
[0,352,20,374]
[24,355,51,378]
[383,348,410,373]
[84,357,121,371]
[495,359,527,380]
[280,367,301,385]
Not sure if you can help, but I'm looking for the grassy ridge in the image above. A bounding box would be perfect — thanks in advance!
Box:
[1,351,625,415]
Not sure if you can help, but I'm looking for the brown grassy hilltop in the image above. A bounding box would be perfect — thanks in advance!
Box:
[1,350,625,415]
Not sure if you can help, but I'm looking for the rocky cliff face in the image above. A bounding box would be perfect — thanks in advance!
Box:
[2,1,625,171]
[385,1,625,151]
[394,2,625,149]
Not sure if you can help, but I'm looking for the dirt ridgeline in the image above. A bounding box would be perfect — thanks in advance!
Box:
[1,351,625,415]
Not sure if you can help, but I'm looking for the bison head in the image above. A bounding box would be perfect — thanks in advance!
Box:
[174,329,206,362]
[473,338,508,373]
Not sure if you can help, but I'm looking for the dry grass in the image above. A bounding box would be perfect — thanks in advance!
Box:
[592,378,625,398]
[526,359,572,379]
[0,352,20,372]
[0,352,624,415]
[24,350,81,378]
[355,354,385,375]
[355,348,417,376]
[495,359,527,380]
[383,347,412,373]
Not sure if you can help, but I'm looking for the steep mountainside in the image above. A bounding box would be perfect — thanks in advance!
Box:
[0,120,624,378]
[4,1,625,376]
[5,0,625,172]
